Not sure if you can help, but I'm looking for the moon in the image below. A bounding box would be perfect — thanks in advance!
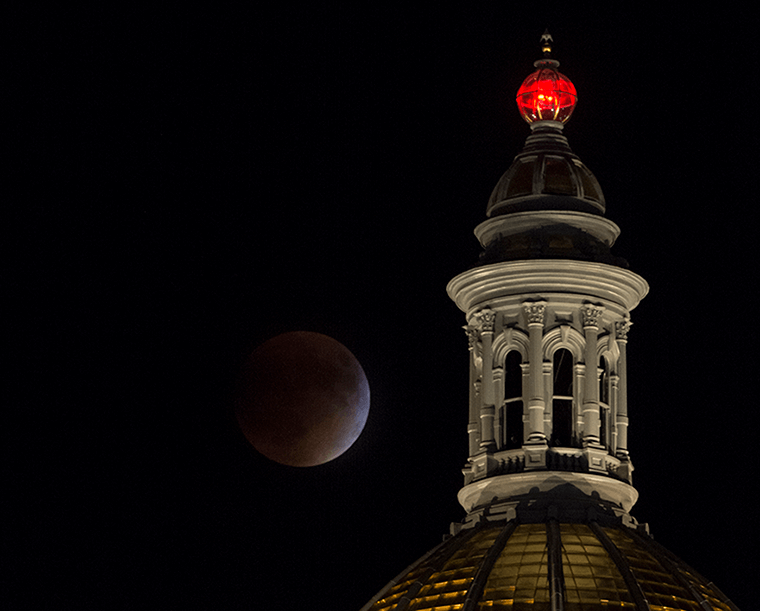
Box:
[234,331,370,467]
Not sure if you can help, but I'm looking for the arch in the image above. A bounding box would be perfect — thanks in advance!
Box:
[492,329,529,450]
[492,327,529,365]
[596,334,619,373]
[542,326,584,447]
[595,335,621,454]
[599,352,611,451]
[542,325,584,362]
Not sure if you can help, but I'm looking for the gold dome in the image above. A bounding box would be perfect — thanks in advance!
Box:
[362,519,736,611]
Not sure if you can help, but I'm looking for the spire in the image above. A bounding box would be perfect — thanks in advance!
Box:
[540,29,553,56]
[492,34,596,220]
[476,34,627,267]
[517,31,576,124]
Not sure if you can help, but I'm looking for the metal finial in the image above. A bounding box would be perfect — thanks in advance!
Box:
[541,29,553,57]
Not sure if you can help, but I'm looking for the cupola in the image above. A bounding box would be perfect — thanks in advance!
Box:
[479,32,620,266]
[362,31,738,611]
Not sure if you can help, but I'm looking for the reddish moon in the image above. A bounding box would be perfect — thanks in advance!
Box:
[235,331,370,467]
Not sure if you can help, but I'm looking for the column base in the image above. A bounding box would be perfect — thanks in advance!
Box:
[584,446,610,474]
[524,439,548,470]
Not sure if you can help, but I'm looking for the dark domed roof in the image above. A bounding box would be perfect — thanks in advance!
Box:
[362,518,737,611]
[487,122,605,218]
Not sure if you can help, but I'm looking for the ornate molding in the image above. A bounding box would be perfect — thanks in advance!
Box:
[543,325,585,360]
[447,260,649,315]
[464,325,483,371]
[607,333,621,364]
[492,326,530,363]
[463,325,479,350]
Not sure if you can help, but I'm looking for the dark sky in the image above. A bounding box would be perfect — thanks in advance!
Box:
[13,6,755,610]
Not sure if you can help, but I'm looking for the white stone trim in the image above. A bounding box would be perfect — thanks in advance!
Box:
[447,259,649,316]
[457,470,639,513]
[492,327,530,363]
[474,210,621,248]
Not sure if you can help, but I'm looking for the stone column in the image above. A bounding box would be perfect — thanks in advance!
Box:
[614,318,632,458]
[493,367,504,449]
[520,363,530,445]
[523,301,547,442]
[464,325,481,458]
[609,374,620,454]
[581,304,605,447]
[475,309,497,451]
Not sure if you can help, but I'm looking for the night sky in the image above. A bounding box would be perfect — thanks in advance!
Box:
[13,6,755,610]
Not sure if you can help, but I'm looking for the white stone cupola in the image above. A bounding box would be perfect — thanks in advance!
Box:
[447,32,649,521]
[363,34,739,611]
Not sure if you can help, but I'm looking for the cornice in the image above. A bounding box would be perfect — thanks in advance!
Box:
[447,259,649,315]
[475,210,620,248]
[458,470,639,514]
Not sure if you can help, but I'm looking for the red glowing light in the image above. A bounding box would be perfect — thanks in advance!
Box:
[516,67,577,124]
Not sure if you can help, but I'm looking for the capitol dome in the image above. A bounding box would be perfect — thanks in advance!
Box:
[362,518,734,611]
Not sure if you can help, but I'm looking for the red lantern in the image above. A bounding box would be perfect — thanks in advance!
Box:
[516,65,577,124]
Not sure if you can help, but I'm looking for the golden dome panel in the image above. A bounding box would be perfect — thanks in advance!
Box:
[362,521,736,611]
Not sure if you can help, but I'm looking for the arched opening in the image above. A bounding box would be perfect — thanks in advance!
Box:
[503,350,524,450]
[552,348,573,447]
[599,355,611,451]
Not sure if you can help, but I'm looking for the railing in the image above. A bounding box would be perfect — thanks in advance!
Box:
[480,447,626,481]
[546,450,586,472]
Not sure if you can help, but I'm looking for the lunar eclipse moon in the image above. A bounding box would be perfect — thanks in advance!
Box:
[234,331,370,467]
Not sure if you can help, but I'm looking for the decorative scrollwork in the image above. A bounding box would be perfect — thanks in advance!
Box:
[463,325,479,350]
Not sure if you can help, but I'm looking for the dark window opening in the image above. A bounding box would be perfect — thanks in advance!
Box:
[505,160,535,198]
[576,163,603,202]
[503,351,524,450]
[552,349,574,447]
[600,406,609,450]
[599,356,610,450]
[552,400,573,447]
[543,157,576,195]
[505,402,524,450]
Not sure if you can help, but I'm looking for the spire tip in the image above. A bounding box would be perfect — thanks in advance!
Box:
[541,29,553,56]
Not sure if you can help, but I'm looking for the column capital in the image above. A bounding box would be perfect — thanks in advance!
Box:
[615,318,632,342]
[522,300,547,327]
[473,308,497,334]
[580,304,605,329]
